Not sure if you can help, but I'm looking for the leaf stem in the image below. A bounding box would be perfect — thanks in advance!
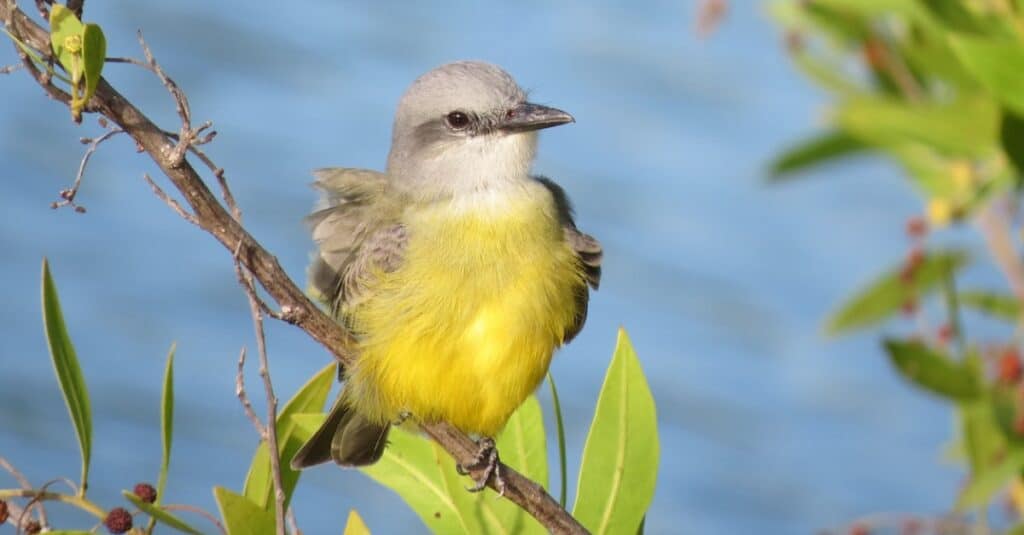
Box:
[941,259,966,358]
[0,489,105,519]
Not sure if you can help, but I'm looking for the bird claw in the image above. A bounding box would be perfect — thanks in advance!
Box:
[456,437,505,495]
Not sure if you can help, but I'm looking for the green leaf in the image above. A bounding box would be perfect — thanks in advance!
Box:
[923,0,1020,37]
[158,344,175,503]
[883,339,981,401]
[242,363,334,514]
[48,5,84,82]
[214,486,275,535]
[80,23,105,105]
[1001,109,1024,182]
[769,130,869,180]
[826,249,969,336]
[960,289,1020,322]
[343,509,371,535]
[361,425,481,534]
[949,36,1024,116]
[957,448,1024,510]
[960,396,1006,476]
[572,329,659,535]
[41,258,91,494]
[360,397,548,535]
[836,96,998,156]
[124,491,203,535]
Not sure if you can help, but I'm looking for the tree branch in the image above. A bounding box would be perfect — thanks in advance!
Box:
[0,4,587,534]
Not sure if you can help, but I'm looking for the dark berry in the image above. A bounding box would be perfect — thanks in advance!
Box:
[104,507,133,534]
[133,482,157,504]
[999,348,1023,384]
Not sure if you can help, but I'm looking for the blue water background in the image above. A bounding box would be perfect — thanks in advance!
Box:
[1,1,1009,533]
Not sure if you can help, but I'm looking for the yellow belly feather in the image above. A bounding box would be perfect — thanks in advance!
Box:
[346,189,584,436]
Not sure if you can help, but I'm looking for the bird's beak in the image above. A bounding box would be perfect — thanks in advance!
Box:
[499,102,575,133]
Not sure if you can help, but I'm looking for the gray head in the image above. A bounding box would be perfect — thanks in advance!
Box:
[386,61,573,199]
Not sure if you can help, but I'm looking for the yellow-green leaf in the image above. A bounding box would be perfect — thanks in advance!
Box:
[124,491,202,535]
[960,397,1005,477]
[769,130,869,180]
[960,289,1020,322]
[949,36,1024,116]
[157,344,175,503]
[343,509,371,535]
[836,96,998,156]
[41,258,91,494]
[572,329,659,535]
[48,5,84,81]
[883,339,981,401]
[360,396,548,535]
[957,448,1024,510]
[242,363,334,514]
[826,250,969,336]
[213,486,274,535]
[80,23,105,105]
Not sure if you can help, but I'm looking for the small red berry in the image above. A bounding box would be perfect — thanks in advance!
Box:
[848,521,871,535]
[104,507,133,534]
[906,217,928,239]
[900,518,922,535]
[998,348,1023,384]
[0,500,8,524]
[133,482,157,504]
[937,324,954,345]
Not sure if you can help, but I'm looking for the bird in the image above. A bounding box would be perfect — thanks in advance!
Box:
[290,60,602,491]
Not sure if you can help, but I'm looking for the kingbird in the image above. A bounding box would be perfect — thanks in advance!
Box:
[291,61,602,490]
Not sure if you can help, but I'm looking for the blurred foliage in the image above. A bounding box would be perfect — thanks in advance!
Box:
[772,0,1024,532]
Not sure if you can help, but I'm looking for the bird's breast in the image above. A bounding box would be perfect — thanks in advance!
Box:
[347,185,585,435]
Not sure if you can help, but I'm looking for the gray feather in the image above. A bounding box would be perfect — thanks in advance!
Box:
[534,175,603,342]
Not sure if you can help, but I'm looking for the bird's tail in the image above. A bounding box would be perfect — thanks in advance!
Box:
[290,394,390,469]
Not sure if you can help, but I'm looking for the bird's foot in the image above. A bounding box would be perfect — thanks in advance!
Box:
[455,437,505,495]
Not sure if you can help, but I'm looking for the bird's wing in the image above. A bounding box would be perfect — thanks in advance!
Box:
[535,176,603,342]
[306,168,407,319]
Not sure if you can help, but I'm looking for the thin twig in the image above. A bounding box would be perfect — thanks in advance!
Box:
[285,507,301,535]
[17,479,63,532]
[0,457,46,528]
[143,173,200,226]
[236,254,287,535]
[162,504,227,535]
[0,62,21,74]
[0,457,31,490]
[52,127,124,212]
[104,56,155,72]
[977,196,1024,306]
[137,30,192,166]
[236,346,266,436]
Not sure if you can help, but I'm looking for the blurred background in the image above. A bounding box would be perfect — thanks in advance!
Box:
[1,1,1007,533]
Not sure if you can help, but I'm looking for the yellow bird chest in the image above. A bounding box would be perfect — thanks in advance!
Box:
[348,192,585,435]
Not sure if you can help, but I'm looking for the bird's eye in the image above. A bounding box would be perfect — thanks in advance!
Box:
[445,111,470,130]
